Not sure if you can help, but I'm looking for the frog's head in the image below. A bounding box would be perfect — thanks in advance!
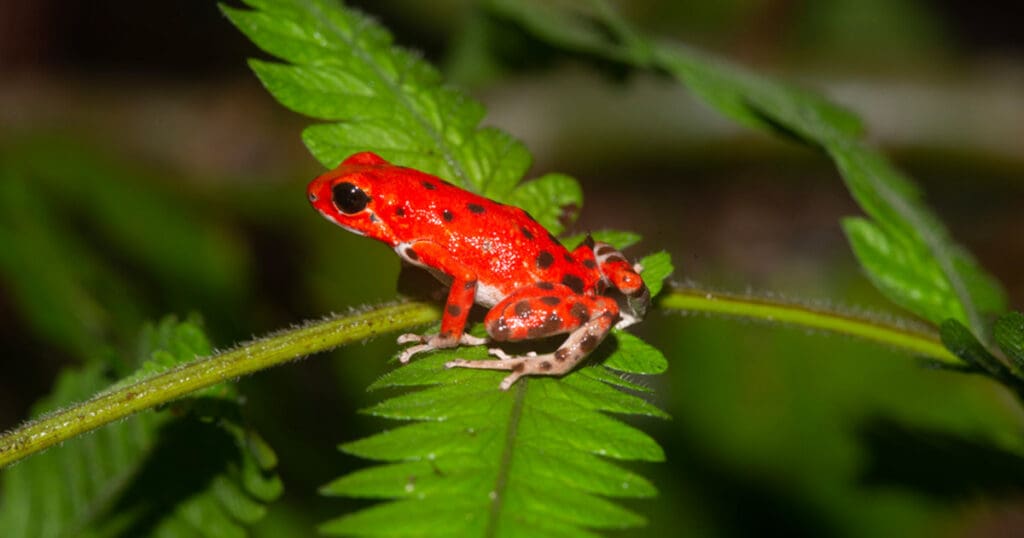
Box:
[307,151,397,244]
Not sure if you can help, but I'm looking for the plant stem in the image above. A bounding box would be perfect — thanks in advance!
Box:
[0,301,440,469]
[1,287,961,469]
[660,287,960,364]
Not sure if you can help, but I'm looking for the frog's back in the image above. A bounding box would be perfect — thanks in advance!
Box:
[377,167,597,300]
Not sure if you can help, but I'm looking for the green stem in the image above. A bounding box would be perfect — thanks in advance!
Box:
[0,301,439,469]
[1,287,961,469]
[660,287,960,364]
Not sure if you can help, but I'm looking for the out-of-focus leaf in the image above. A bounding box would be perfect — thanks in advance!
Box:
[994,312,1024,376]
[483,0,1007,341]
[0,317,282,537]
[939,319,1007,379]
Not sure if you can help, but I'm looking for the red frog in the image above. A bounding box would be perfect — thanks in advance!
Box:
[308,152,649,389]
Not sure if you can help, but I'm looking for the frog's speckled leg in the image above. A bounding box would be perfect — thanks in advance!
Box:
[589,241,650,325]
[447,292,619,389]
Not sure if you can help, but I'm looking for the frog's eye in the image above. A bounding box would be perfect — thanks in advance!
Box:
[332,181,370,214]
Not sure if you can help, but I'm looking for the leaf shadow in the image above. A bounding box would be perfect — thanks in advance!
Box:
[106,413,240,535]
[659,433,840,538]
[856,416,1024,501]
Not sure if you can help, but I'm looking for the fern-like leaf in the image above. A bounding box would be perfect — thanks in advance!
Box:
[221,0,581,234]
[321,335,667,537]
[0,317,281,537]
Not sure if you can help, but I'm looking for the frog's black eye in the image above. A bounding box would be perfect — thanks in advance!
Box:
[332,181,370,214]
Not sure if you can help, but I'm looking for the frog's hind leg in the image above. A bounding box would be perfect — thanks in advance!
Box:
[446,286,619,389]
[588,240,650,328]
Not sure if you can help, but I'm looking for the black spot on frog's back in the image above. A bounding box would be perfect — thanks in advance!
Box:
[536,251,555,269]
[561,274,585,295]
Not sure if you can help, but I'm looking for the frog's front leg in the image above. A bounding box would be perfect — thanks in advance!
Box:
[395,241,488,363]
[446,282,619,389]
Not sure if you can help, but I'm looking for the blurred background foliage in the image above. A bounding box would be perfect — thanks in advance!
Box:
[1,0,1022,536]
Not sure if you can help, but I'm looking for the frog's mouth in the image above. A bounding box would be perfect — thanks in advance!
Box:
[320,212,366,236]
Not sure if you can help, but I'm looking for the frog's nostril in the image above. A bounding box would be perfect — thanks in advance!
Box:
[309,192,318,202]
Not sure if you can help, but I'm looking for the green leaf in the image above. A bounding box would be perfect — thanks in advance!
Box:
[938,319,1007,379]
[483,0,1007,340]
[507,173,583,235]
[638,251,673,299]
[842,217,961,326]
[224,0,581,208]
[0,136,250,359]
[0,169,114,358]
[7,136,249,308]
[562,230,643,251]
[830,145,1006,334]
[0,317,281,537]
[323,340,665,536]
[603,331,669,375]
[994,312,1024,376]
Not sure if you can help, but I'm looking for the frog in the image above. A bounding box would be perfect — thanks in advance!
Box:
[307,151,649,389]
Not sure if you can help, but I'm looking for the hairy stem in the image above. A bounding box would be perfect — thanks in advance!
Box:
[660,287,959,364]
[1,287,960,469]
[0,301,440,469]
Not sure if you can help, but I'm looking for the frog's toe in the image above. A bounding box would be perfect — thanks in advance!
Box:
[398,343,434,363]
[487,347,514,360]
[397,332,486,363]
[397,333,426,345]
[460,334,488,346]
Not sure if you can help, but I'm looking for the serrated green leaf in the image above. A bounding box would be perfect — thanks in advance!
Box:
[842,217,961,326]
[939,319,1006,379]
[320,499,484,537]
[562,230,643,251]
[341,420,496,462]
[321,460,468,499]
[830,146,1006,335]
[507,173,583,235]
[558,372,668,419]
[660,26,1005,338]
[332,347,665,537]
[994,312,1024,376]
[515,448,657,498]
[364,382,509,421]
[577,365,654,393]
[602,331,668,375]
[0,317,281,538]
[224,0,533,201]
[638,251,673,299]
[484,0,1007,340]
[507,482,645,529]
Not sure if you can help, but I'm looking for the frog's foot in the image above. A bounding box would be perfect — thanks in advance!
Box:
[448,296,618,389]
[447,352,568,390]
[396,332,488,363]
